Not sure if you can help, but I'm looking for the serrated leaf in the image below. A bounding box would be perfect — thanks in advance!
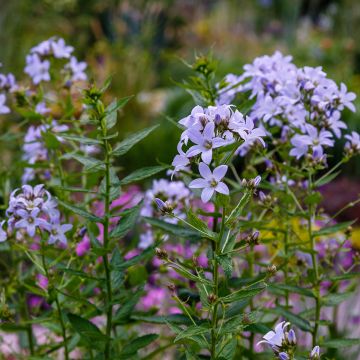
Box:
[65,153,105,172]
[110,247,125,288]
[322,292,354,306]
[120,165,168,185]
[221,284,266,304]
[174,324,210,342]
[143,217,201,240]
[119,334,158,357]
[113,287,144,323]
[268,284,315,298]
[105,96,132,130]
[314,220,355,237]
[110,203,141,239]
[60,134,102,145]
[186,209,217,240]
[315,170,341,187]
[131,314,193,325]
[58,199,102,222]
[112,124,159,156]
[216,255,233,278]
[322,338,360,348]
[226,191,252,226]
[67,313,106,349]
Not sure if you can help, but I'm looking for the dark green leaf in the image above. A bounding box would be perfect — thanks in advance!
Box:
[105,96,132,130]
[119,334,158,357]
[314,220,355,237]
[110,203,141,239]
[174,324,210,342]
[58,199,102,222]
[221,283,266,304]
[322,338,360,348]
[120,165,168,185]
[270,307,312,332]
[60,134,102,145]
[112,124,159,156]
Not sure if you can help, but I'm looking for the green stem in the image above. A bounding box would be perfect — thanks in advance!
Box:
[307,174,321,347]
[210,207,226,359]
[102,124,113,360]
[40,235,69,360]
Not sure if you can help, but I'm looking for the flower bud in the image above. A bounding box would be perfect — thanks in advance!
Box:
[267,264,277,277]
[154,198,174,215]
[246,231,260,246]
[155,247,168,261]
[287,329,296,345]
[167,284,176,296]
[310,345,320,359]
[278,352,289,360]
[207,293,217,304]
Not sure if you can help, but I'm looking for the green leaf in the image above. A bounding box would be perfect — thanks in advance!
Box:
[314,220,355,237]
[174,324,210,342]
[270,307,312,332]
[104,96,132,130]
[110,248,125,288]
[186,209,217,240]
[120,165,168,185]
[110,203,142,239]
[58,199,102,222]
[217,337,237,359]
[216,255,233,278]
[57,268,100,281]
[113,287,144,324]
[60,134,102,145]
[112,124,159,156]
[221,284,266,304]
[315,170,341,187]
[42,131,60,149]
[143,217,201,240]
[322,338,360,348]
[268,284,315,298]
[131,314,193,325]
[67,313,106,349]
[322,292,354,306]
[119,334,158,357]
[226,191,252,226]
[65,153,105,173]
[99,168,121,201]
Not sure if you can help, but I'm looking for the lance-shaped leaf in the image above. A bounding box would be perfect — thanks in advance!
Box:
[221,283,266,304]
[60,134,102,145]
[113,287,144,324]
[225,191,252,226]
[58,199,102,222]
[110,203,142,239]
[186,209,217,240]
[67,313,107,350]
[120,165,168,185]
[322,338,360,348]
[112,124,159,156]
[64,153,105,173]
[314,220,355,237]
[269,306,312,332]
[104,96,133,130]
[174,324,210,342]
[118,334,159,358]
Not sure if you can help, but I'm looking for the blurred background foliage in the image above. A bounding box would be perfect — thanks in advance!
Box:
[1,0,360,182]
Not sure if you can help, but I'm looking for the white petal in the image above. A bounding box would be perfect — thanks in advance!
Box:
[213,165,228,181]
[201,187,214,203]
[189,178,208,189]
[215,182,229,195]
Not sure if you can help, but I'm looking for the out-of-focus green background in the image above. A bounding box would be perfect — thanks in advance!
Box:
[1,0,360,176]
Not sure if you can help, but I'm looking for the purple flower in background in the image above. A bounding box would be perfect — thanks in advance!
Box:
[35,102,50,115]
[0,72,17,92]
[76,235,91,256]
[0,94,10,114]
[24,54,50,84]
[310,345,320,359]
[189,163,229,202]
[0,221,7,242]
[186,122,228,164]
[65,56,87,81]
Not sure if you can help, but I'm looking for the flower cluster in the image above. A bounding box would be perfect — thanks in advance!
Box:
[22,121,68,183]
[4,184,72,244]
[172,104,265,201]
[217,51,359,160]
[24,37,87,85]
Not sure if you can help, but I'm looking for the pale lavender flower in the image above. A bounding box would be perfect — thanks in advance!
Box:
[189,163,229,203]
[257,321,290,349]
[287,329,296,345]
[327,111,347,138]
[24,54,50,84]
[216,73,244,105]
[0,94,10,114]
[336,83,356,112]
[35,102,50,115]
[171,141,190,175]
[65,56,87,81]
[51,38,74,59]
[186,122,228,164]
[0,73,17,92]
[48,222,73,245]
[0,221,7,242]
[344,131,360,153]
[139,230,154,249]
[14,208,49,237]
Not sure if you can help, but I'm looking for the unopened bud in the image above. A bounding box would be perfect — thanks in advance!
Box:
[310,345,320,359]
[155,247,168,260]
[154,198,174,215]
[242,313,251,325]
[278,352,289,360]
[267,264,277,276]
[287,329,296,345]
[246,231,260,246]
[207,293,217,304]
[167,284,176,295]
